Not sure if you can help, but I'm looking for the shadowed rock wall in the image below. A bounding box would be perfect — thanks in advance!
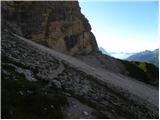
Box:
[1,1,99,55]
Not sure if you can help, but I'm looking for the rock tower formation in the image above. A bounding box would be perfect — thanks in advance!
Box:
[2,1,99,55]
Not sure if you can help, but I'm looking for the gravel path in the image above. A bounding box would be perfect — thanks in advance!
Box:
[13,33,158,108]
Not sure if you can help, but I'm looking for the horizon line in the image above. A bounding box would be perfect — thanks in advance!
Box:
[79,0,158,2]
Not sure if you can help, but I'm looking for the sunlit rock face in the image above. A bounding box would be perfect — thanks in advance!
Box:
[1,1,99,55]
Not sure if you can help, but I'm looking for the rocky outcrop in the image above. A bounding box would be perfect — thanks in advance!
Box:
[1,1,99,55]
[0,1,128,75]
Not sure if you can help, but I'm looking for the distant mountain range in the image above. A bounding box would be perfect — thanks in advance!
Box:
[99,47,159,67]
[126,49,159,67]
[110,52,134,59]
[99,47,110,56]
[99,47,134,59]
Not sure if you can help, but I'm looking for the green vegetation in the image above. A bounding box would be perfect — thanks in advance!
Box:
[137,62,147,72]
[132,61,159,85]
[120,60,159,87]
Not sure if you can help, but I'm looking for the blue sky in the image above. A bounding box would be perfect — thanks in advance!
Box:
[79,1,158,53]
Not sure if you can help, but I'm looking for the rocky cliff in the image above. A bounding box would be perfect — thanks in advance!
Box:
[1,1,130,75]
[2,1,98,55]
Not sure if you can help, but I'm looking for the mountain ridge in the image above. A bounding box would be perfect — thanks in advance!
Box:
[126,49,159,67]
[99,47,110,56]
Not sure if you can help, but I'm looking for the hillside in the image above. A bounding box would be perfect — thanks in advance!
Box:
[1,1,159,119]
[120,60,159,87]
[2,30,158,119]
[126,49,159,67]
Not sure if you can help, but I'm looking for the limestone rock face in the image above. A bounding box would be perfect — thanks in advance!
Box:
[1,1,99,55]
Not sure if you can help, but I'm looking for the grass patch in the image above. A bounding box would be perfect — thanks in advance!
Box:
[120,60,159,86]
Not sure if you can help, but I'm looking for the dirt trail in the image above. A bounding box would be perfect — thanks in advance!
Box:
[13,33,158,108]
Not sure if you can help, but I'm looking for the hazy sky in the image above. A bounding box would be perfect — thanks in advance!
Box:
[79,1,158,53]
